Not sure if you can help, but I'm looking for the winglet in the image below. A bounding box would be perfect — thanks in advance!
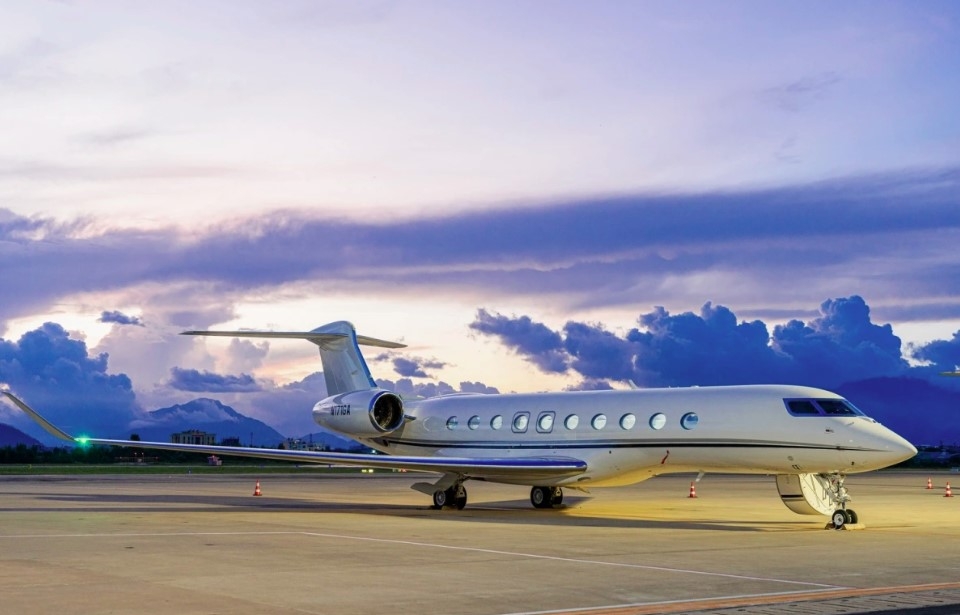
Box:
[1,392,76,442]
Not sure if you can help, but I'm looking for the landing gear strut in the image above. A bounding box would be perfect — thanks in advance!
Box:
[824,473,858,529]
[530,486,563,509]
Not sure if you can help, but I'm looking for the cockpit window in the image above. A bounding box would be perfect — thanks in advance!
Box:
[786,400,820,415]
[785,398,865,417]
[816,399,862,416]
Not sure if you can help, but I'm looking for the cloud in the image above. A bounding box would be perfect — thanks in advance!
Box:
[167,367,261,393]
[458,381,500,394]
[0,323,140,437]
[224,338,270,374]
[472,296,913,390]
[911,331,960,372]
[470,308,569,373]
[2,167,959,330]
[771,296,907,385]
[99,310,144,327]
[390,355,447,378]
[377,378,500,399]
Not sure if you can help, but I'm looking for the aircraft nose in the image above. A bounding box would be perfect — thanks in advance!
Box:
[877,427,917,465]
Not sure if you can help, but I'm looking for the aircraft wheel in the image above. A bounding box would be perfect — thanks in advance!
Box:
[831,509,847,529]
[551,487,563,506]
[531,486,551,509]
[845,509,858,525]
[433,489,448,508]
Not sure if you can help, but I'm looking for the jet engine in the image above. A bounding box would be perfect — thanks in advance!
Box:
[313,389,405,437]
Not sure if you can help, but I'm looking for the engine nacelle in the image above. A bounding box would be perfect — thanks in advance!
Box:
[312,389,405,437]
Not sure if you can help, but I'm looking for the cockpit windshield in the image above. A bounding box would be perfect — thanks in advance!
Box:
[785,398,865,417]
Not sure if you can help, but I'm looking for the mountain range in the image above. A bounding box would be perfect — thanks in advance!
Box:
[0,423,43,448]
[129,398,286,447]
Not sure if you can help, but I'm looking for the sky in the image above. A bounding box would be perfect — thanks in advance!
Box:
[2,1,960,441]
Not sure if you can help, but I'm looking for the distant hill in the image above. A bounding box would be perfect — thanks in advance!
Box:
[838,377,960,446]
[130,398,286,447]
[0,423,44,448]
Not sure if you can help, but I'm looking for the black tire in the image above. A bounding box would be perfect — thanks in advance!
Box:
[846,509,858,525]
[531,486,549,508]
[433,489,448,508]
[831,509,847,529]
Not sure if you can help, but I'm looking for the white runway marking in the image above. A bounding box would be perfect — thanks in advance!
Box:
[1,529,842,590]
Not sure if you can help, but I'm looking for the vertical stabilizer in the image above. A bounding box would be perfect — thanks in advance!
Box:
[181,321,405,397]
[308,321,378,396]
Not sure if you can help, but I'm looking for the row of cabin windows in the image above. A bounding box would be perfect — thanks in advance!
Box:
[445,411,699,432]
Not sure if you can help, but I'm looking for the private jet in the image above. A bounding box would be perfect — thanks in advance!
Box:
[2,321,917,529]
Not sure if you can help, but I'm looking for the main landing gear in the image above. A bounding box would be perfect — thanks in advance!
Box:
[825,473,859,530]
[431,483,467,510]
[530,486,563,509]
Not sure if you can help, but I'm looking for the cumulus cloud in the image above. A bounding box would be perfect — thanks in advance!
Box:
[99,310,143,326]
[224,338,270,374]
[771,296,907,385]
[167,367,261,393]
[0,323,140,437]
[472,296,913,390]
[911,331,960,372]
[458,381,500,394]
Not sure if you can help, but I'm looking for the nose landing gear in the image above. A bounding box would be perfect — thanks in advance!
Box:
[825,473,860,530]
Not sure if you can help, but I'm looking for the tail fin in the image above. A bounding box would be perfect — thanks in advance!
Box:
[182,321,404,396]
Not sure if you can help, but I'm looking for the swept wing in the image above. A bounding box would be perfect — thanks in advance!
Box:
[2,392,587,482]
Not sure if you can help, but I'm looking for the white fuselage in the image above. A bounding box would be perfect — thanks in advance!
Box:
[347,385,916,487]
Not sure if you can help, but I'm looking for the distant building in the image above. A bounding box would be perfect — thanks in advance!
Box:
[220,437,241,447]
[284,438,323,451]
[171,430,215,445]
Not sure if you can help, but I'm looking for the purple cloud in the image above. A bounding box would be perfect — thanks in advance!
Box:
[0,323,139,437]
[99,310,143,327]
[911,331,960,373]
[390,355,448,379]
[472,296,914,390]
[2,167,959,329]
[167,367,261,393]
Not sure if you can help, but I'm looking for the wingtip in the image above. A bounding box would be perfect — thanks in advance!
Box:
[0,391,76,442]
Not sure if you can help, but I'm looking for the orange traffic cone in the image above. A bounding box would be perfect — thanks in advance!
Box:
[945,482,953,498]
[253,480,262,497]
[927,477,933,489]
[688,481,697,498]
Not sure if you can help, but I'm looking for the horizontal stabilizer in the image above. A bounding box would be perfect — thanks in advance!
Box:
[181,330,406,349]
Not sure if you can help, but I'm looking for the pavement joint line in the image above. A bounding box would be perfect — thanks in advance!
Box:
[297,531,844,589]
[498,589,843,615]
[0,528,841,589]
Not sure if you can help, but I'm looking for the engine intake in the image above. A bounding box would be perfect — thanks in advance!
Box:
[313,389,405,437]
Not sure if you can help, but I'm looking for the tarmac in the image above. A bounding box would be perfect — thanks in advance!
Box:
[1,470,958,614]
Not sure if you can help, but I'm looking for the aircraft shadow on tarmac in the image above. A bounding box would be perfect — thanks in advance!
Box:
[4,491,818,532]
